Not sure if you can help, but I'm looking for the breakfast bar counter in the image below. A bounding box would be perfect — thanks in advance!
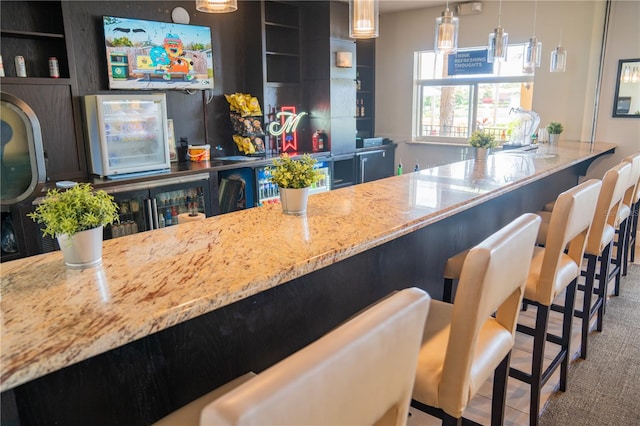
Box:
[0,141,614,425]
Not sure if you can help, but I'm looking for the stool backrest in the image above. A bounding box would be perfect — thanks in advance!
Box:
[623,152,640,205]
[441,213,540,414]
[537,179,601,304]
[200,287,431,426]
[587,162,632,255]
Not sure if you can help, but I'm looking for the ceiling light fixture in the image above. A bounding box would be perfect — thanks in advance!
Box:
[195,0,237,14]
[434,1,459,54]
[487,0,508,63]
[523,0,541,73]
[550,31,567,73]
[349,0,379,39]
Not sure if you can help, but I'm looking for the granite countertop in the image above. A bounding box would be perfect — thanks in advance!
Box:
[0,141,615,392]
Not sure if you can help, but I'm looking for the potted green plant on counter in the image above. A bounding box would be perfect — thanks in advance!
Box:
[266,153,322,215]
[547,121,564,144]
[468,130,497,161]
[28,183,118,268]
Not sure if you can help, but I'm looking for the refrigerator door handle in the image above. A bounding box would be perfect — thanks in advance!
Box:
[146,199,154,230]
[151,199,159,229]
[360,157,368,183]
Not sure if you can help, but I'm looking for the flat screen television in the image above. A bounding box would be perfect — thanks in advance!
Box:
[103,15,214,90]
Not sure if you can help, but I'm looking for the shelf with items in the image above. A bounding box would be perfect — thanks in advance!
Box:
[356,39,375,140]
[0,1,69,79]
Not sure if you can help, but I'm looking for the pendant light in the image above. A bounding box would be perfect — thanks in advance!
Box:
[349,0,379,39]
[434,1,459,54]
[550,31,567,73]
[488,0,508,63]
[196,0,237,13]
[523,1,541,73]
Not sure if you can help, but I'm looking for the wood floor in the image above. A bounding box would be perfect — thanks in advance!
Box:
[408,238,640,426]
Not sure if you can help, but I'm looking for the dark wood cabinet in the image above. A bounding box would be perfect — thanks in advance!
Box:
[356,145,395,184]
[356,39,375,139]
[2,83,84,182]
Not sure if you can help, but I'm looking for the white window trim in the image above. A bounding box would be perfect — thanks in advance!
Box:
[413,48,535,144]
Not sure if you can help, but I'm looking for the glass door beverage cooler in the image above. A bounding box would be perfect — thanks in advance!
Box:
[83,94,171,178]
[255,159,331,206]
[103,174,211,240]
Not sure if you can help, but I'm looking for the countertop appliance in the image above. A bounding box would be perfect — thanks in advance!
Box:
[83,94,171,178]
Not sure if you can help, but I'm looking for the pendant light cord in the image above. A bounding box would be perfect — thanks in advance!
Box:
[498,0,502,26]
[532,1,538,36]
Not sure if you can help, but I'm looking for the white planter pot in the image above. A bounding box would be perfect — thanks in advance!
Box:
[57,226,103,269]
[549,133,560,144]
[278,187,310,216]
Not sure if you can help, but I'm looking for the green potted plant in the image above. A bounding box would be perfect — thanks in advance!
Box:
[468,130,497,161]
[266,153,322,215]
[547,121,564,144]
[28,183,119,268]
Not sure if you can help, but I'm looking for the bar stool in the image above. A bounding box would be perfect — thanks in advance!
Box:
[621,153,640,277]
[154,287,431,426]
[608,156,640,296]
[627,168,640,270]
[411,213,540,426]
[572,162,630,358]
[509,179,601,426]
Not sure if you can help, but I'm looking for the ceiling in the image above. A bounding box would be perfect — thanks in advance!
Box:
[378,1,446,14]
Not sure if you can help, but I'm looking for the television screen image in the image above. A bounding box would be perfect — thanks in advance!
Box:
[103,16,214,90]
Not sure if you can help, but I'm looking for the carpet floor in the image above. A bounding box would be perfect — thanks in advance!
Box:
[539,262,640,425]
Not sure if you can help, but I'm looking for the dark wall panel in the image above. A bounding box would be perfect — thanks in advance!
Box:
[65,1,251,154]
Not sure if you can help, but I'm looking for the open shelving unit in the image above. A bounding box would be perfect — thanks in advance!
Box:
[263,1,301,86]
[0,1,70,80]
[356,39,375,139]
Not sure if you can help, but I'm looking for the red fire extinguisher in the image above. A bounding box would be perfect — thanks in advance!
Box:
[312,130,327,152]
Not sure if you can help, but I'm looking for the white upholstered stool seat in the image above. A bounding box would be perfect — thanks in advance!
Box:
[154,287,431,426]
[412,213,540,426]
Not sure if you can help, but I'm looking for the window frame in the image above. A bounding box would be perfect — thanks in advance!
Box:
[413,47,535,144]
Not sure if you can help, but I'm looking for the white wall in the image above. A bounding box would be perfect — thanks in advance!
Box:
[375,0,639,178]
[589,0,640,179]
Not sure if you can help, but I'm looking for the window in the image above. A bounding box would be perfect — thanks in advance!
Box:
[414,45,534,143]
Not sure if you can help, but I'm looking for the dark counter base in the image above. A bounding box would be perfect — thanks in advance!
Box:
[4,165,581,425]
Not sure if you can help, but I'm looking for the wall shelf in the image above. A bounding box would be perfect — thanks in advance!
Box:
[356,39,375,139]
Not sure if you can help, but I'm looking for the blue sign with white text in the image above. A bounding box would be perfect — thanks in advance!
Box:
[448,49,493,76]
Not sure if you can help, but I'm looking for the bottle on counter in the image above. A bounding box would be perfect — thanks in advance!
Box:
[171,205,178,224]
[397,162,403,176]
[159,214,165,228]
[165,208,172,226]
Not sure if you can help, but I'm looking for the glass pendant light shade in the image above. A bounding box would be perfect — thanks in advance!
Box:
[550,45,567,72]
[196,0,237,13]
[488,27,508,63]
[434,8,459,54]
[523,37,542,73]
[349,0,379,39]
